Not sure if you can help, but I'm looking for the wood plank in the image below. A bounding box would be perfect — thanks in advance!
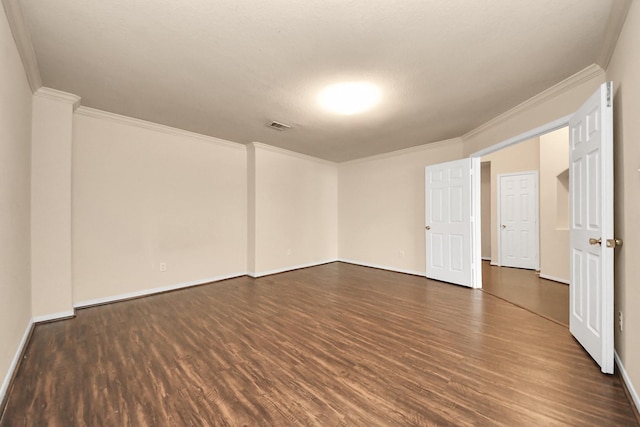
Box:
[1,262,637,426]
[482,261,570,326]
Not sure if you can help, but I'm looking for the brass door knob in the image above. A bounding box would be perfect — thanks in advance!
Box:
[425,225,431,230]
[589,237,602,245]
[606,238,623,248]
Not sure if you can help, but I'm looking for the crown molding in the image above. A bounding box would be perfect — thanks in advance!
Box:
[75,106,245,151]
[249,142,338,166]
[462,64,605,141]
[2,0,42,92]
[339,137,463,166]
[597,0,633,69]
[34,87,81,110]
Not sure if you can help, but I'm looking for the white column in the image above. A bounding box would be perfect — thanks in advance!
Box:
[31,88,80,320]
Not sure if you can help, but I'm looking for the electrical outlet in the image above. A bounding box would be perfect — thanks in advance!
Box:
[160,262,167,272]
[619,311,624,332]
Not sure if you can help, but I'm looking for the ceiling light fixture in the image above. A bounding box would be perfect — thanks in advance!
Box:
[318,82,381,115]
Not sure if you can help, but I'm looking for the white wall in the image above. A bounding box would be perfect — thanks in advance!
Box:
[338,140,464,275]
[248,143,338,276]
[606,0,640,410]
[0,4,33,405]
[31,89,77,319]
[72,109,247,305]
[481,137,540,264]
[539,127,569,283]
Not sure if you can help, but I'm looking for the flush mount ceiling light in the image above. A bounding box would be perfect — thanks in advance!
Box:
[318,82,382,115]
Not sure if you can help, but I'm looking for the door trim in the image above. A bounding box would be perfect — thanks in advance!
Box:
[497,170,540,270]
[471,115,572,158]
[469,114,571,290]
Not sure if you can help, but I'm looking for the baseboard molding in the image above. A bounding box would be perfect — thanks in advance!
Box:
[32,309,75,324]
[74,272,247,309]
[0,318,34,413]
[482,257,491,261]
[337,258,425,277]
[248,259,337,278]
[539,274,570,285]
[615,351,640,417]
[490,262,500,266]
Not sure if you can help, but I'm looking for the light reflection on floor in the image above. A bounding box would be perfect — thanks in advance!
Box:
[481,261,569,326]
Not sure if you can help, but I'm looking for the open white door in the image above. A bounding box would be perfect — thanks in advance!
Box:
[569,81,615,374]
[425,158,480,288]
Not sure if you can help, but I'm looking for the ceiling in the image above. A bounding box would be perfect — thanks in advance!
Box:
[18,0,629,162]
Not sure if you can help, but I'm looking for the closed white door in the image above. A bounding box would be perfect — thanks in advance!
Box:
[569,82,614,374]
[425,158,479,287]
[498,172,539,270]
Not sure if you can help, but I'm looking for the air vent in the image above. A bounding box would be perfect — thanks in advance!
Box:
[266,121,291,131]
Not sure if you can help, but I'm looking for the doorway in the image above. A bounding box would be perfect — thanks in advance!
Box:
[478,127,570,320]
[428,82,614,373]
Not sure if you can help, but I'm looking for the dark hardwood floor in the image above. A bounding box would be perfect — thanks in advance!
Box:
[1,262,637,426]
[481,261,569,326]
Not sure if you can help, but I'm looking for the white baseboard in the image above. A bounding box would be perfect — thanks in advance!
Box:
[0,318,33,408]
[538,274,570,285]
[615,351,640,415]
[490,261,500,266]
[74,272,247,308]
[32,309,75,324]
[248,259,337,278]
[337,258,425,277]
[482,257,491,261]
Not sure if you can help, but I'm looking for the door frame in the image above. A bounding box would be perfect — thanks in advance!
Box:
[470,114,572,289]
[497,170,540,270]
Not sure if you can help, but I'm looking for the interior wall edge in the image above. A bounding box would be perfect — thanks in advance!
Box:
[0,0,41,92]
[75,106,245,151]
[34,87,80,109]
[31,310,75,324]
[0,319,33,416]
[538,274,570,286]
[462,64,604,142]
[250,141,338,166]
[597,0,634,69]
[337,258,425,278]
[248,259,338,278]
[340,138,463,166]
[615,351,640,419]
[73,272,247,309]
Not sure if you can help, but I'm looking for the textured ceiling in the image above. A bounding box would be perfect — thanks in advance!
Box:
[20,0,626,161]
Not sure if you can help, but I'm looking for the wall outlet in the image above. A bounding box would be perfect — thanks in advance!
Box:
[619,311,623,332]
[159,262,167,272]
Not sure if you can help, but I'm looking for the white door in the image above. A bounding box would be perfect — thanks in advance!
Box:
[498,172,539,270]
[569,81,614,374]
[425,158,480,287]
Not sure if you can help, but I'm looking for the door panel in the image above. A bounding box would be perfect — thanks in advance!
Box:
[569,81,614,374]
[425,159,475,287]
[499,172,538,269]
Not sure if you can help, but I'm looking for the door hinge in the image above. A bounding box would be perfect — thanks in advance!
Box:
[607,82,612,108]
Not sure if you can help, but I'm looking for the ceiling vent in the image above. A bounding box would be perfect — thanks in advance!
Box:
[266,121,291,131]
